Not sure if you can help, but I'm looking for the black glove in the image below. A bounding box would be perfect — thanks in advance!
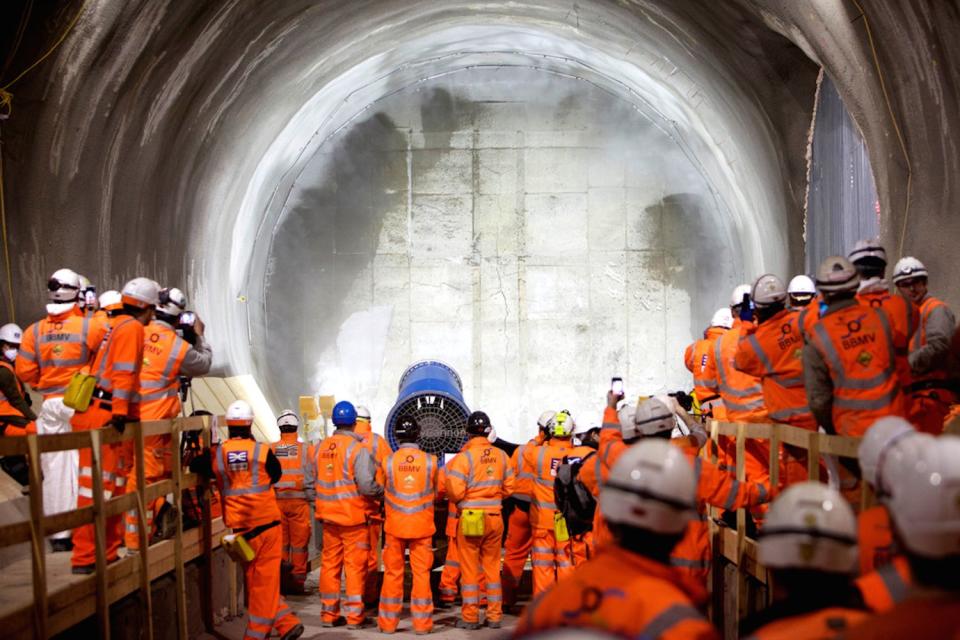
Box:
[739,293,753,322]
[108,415,128,434]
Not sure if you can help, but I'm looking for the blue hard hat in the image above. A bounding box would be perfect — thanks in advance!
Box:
[332,401,357,426]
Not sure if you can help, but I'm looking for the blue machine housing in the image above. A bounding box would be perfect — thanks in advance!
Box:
[385,360,470,462]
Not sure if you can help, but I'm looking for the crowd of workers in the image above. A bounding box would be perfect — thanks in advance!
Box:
[1,236,959,640]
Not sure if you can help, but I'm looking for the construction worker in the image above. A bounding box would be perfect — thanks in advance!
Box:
[125,286,212,551]
[787,274,816,309]
[520,410,593,595]
[849,239,918,395]
[445,410,515,629]
[803,256,907,436]
[355,404,389,606]
[16,268,107,551]
[842,435,960,638]
[739,482,868,638]
[98,290,124,320]
[272,410,315,595]
[503,410,553,608]
[377,416,438,634]
[71,277,158,573]
[77,275,98,318]
[853,417,928,612]
[684,308,732,420]
[192,400,304,640]
[515,439,717,638]
[314,400,383,629]
[892,256,957,434]
[574,423,600,449]
[0,323,36,437]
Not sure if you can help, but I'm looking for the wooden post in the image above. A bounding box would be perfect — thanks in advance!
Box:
[27,435,48,639]
[89,429,111,639]
[199,418,215,632]
[766,425,780,607]
[134,423,154,640]
[807,431,821,480]
[735,423,749,621]
[171,420,188,639]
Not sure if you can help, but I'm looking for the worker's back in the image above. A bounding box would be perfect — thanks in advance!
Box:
[714,320,767,421]
[213,437,281,529]
[313,430,371,526]
[383,444,438,538]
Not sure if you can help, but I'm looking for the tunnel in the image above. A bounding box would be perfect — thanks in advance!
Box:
[3,1,960,443]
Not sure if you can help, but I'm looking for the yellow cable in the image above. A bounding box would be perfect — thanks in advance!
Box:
[849,0,912,255]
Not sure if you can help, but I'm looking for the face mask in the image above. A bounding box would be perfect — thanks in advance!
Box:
[3,348,17,361]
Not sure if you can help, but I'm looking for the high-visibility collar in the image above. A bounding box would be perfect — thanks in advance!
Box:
[333,428,364,442]
[397,442,420,450]
[858,277,889,293]
[45,304,80,321]
[821,296,859,318]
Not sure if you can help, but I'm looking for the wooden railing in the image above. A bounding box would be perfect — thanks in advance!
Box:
[0,416,221,639]
[704,420,865,629]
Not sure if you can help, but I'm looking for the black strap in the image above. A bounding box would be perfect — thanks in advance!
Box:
[237,520,280,541]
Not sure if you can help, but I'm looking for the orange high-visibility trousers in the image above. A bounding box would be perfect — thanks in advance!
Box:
[364,520,382,604]
[457,512,504,624]
[502,505,532,604]
[531,528,576,596]
[279,500,312,586]
[319,522,369,625]
[378,535,433,633]
[910,390,955,435]
[439,533,487,604]
[571,532,592,565]
[243,525,301,640]
[124,436,172,550]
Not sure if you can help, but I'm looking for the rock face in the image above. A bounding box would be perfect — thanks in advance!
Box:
[2,1,956,435]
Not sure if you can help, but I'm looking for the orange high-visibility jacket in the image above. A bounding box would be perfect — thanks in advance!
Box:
[510,434,544,503]
[16,306,106,398]
[213,438,282,529]
[734,309,815,430]
[839,592,960,640]
[911,295,953,383]
[0,360,36,435]
[88,316,144,417]
[312,430,380,526]
[857,287,917,388]
[859,504,895,575]
[139,321,191,420]
[714,320,768,421]
[383,443,438,538]
[855,555,913,613]
[522,438,594,530]
[515,545,717,639]
[686,327,726,403]
[272,431,314,500]
[445,436,514,513]
[806,304,906,436]
[747,607,869,639]
[579,407,629,546]
[356,423,389,519]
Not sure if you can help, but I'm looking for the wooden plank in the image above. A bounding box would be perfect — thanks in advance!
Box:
[199,418,214,633]
[103,492,137,519]
[134,422,154,640]
[768,424,780,495]
[171,421,187,640]
[89,429,110,639]
[807,431,821,480]
[43,507,94,537]
[818,434,861,458]
[735,423,748,621]
[0,437,28,456]
[777,425,810,448]
[27,436,47,639]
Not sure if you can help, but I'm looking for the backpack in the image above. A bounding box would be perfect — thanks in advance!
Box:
[554,452,597,537]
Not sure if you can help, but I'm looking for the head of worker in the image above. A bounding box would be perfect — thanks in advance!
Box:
[886,435,960,591]
[618,397,675,445]
[225,400,255,439]
[98,290,123,317]
[576,425,601,449]
[277,409,300,434]
[709,307,734,331]
[892,256,929,305]
[600,439,696,562]
[331,400,358,431]
[729,283,752,319]
[814,256,861,305]
[466,410,492,440]
[156,286,187,326]
[857,416,928,497]
[758,482,858,599]
[848,238,887,280]
[751,273,787,323]
[47,268,82,311]
[537,410,557,441]
[120,277,160,325]
[77,275,98,311]
[394,415,421,446]
[549,409,576,440]
[0,323,23,363]
[787,275,816,309]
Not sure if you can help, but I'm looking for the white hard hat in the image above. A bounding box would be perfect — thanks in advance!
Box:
[356,405,371,422]
[618,398,674,442]
[730,283,752,308]
[0,323,23,344]
[98,290,122,311]
[600,439,696,534]
[47,268,81,303]
[709,307,733,329]
[858,417,918,494]
[787,275,816,295]
[537,410,557,432]
[758,481,858,574]
[121,277,161,309]
[751,274,787,307]
[77,275,92,291]
[815,256,860,293]
[225,400,254,427]
[848,239,887,265]
[887,435,960,557]
[551,410,575,438]
[892,256,928,284]
[277,409,300,429]
[157,287,187,316]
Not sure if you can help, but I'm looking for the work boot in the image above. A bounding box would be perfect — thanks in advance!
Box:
[320,617,346,628]
[455,620,480,630]
[280,624,305,640]
[378,627,395,634]
[487,619,502,629]
[51,538,73,553]
[72,564,95,575]
[435,600,453,610]
[346,617,370,630]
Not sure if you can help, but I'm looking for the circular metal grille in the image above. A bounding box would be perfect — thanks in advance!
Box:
[387,393,468,456]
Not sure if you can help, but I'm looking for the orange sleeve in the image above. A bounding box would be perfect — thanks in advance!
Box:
[733,324,763,377]
[15,323,40,386]
[684,343,696,373]
[696,458,770,509]
[701,342,719,391]
[435,467,447,501]
[108,322,143,416]
[501,451,516,497]
[601,406,619,431]
[444,454,468,504]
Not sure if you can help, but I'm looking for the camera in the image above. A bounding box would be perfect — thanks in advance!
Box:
[178,311,198,346]
[668,390,694,412]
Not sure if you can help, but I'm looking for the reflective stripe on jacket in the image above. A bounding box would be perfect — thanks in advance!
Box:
[88,316,144,416]
[139,321,189,420]
[384,443,438,538]
[857,286,916,389]
[523,438,594,529]
[214,439,281,529]
[16,307,105,398]
[686,327,726,401]
[444,436,514,513]
[714,320,768,421]
[272,432,314,500]
[312,430,375,526]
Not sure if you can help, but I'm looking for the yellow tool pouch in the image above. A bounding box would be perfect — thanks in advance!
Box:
[460,509,485,537]
[63,373,97,412]
[221,533,256,564]
[554,512,570,542]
